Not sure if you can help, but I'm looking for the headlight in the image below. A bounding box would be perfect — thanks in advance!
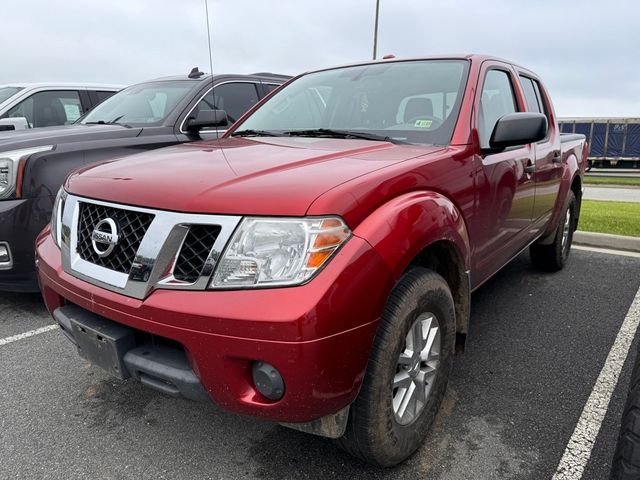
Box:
[51,187,67,248]
[0,145,54,199]
[211,216,350,288]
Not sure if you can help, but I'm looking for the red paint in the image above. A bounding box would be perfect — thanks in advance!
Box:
[38,55,586,422]
[37,228,392,421]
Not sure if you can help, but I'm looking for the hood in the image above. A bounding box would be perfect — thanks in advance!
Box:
[0,124,142,151]
[66,137,443,217]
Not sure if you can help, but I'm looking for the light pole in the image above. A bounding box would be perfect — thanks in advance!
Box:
[372,0,380,60]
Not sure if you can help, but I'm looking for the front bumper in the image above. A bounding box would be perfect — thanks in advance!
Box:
[53,303,210,402]
[0,196,54,292]
[36,229,394,423]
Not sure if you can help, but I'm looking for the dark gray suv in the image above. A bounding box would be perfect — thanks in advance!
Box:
[0,69,289,291]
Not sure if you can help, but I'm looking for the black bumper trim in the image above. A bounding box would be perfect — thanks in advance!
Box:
[124,345,209,402]
[52,305,209,402]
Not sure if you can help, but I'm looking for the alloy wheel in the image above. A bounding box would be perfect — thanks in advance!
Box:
[392,313,441,425]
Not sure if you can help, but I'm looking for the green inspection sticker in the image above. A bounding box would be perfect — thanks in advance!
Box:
[414,119,433,128]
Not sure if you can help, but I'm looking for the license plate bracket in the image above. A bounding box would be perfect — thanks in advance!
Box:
[69,311,135,379]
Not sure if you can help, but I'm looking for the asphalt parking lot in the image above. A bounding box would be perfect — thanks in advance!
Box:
[2,248,640,479]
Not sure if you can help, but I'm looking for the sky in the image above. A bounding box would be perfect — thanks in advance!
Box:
[2,0,638,117]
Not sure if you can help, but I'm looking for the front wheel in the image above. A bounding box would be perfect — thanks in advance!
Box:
[336,268,455,467]
[610,347,640,479]
[530,191,577,271]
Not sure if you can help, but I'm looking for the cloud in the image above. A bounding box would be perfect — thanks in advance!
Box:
[2,0,638,116]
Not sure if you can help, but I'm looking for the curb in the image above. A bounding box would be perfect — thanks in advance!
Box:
[574,231,640,253]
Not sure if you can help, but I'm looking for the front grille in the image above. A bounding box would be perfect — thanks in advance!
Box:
[76,202,154,274]
[173,225,221,283]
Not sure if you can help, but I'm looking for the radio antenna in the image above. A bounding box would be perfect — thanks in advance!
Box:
[204,0,234,172]
[204,0,215,83]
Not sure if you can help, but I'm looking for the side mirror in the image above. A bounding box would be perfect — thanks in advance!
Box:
[0,117,30,132]
[488,112,547,151]
[185,109,228,132]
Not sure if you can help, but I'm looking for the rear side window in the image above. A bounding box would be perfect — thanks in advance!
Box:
[194,83,260,125]
[95,90,117,104]
[478,70,518,149]
[5,90,82,127]
[532,80,550,119]
[263,84,281,95]
[519,76,541,113]
[520,76,550,139]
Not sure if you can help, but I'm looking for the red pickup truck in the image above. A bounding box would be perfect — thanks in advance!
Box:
[36,55,587,466]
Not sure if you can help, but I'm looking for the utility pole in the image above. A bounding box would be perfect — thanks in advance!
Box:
[372,0,380,60]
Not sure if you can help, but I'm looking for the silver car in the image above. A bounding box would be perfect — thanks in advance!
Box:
[0,83,123,131]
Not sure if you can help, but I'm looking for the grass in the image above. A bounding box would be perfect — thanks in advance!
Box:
[584,175,640,187]
[579,200,640,237]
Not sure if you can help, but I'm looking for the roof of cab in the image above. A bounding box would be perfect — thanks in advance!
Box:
[145,72,291,83]
[304,54,531,75]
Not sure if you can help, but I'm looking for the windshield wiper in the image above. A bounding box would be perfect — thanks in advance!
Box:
[283,128,408,144]
[231,129,287,137]
[84,115,131,128]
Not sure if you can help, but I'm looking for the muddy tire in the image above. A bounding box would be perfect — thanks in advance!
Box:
[336,268,455,467]
[530,191,577,272]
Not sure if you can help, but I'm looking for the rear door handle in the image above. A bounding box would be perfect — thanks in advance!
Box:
[525,164,535,173]
[552,154,562,163]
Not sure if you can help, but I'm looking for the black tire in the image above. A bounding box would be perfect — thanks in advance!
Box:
[610,349,640,479]
[336,268,455,467]
[530,191,577,271]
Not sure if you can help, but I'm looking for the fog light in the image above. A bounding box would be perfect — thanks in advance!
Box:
[0,243,10,265]
[252,361,285,401]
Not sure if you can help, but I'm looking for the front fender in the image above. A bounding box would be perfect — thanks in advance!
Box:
[352,191,471,280]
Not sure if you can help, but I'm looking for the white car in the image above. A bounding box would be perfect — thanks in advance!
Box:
[0,83,123,131]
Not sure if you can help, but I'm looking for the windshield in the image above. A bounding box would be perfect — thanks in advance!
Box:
[235,60,469,145]
[79,81,193,126]
[0,87,23,104]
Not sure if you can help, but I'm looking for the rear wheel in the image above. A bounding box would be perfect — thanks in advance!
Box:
[530,191,577,271]
[336,268,455,467]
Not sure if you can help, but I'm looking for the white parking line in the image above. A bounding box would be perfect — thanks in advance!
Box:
[553,285,640,479]
[0,324,59,347]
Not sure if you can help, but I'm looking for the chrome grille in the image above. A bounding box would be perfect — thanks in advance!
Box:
[76,202,154,274]
[173,225,221,283]
[61,194,242,299]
